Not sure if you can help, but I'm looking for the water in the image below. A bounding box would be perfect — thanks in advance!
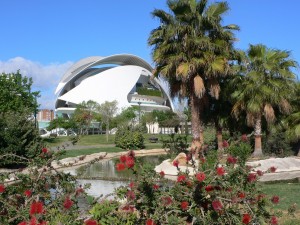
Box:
[64,155,167,198]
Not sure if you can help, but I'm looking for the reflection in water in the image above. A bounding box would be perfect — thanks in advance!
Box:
[77,179,128,198]
[71,155,168,198]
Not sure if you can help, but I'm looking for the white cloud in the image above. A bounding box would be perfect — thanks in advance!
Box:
[0,57,73,109]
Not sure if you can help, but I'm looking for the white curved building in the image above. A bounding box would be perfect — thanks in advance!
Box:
[55,54,174,117]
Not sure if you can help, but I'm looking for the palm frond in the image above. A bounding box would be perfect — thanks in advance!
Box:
[264,104,275,123]
[194,75,205,98]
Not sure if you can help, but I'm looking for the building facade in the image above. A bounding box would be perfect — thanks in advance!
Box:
[54,54,174,117]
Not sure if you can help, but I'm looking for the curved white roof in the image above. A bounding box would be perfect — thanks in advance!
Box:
[55,54,174,112]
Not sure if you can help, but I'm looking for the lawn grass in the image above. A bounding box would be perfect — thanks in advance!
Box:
[260,182,300,210]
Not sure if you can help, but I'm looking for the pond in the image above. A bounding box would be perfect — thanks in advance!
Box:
[64,155,168,198]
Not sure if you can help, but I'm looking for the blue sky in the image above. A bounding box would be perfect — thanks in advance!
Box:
[1,0,299,109]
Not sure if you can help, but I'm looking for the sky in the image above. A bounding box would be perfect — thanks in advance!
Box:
[1,0,299,109]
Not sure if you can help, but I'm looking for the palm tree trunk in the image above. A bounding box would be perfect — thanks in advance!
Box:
[190,94,202,151]
[217,127,223,150]
[253,116,263,157]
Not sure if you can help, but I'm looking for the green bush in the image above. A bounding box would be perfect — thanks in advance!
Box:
[161,133,189,158]
[115,125,144,149]
[227,141,252,164]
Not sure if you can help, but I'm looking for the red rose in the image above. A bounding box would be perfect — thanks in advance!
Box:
[0,184,5,193]
[42,148,48,153]
[205,185,214,192]
[242,213,251,224]
[247,173,257,183]
[24,189,32,197]
[127,190,135,200]
[195,172,206,182]
[222,140,229,148]
[269,166,277,173]
[116,163,126,171]
[129,181,135,189]
[173,160,179,167]
[270,216,278,225]
[181,201,189,210]
[212,200,223,211]
[17,222,27,225]
[30,201,44,215]
[177,175,186,183]
[153,184,159,190]
[227,156,237,164]
[120,155,127,163]
[216,166,225,176]
[126,157,135,168]
[271,195,279,204]
[146,219,156,225]
[63,196,74,209]
[238,192,246,199]
[85,219,98,225]
[256,170,264,176]
[159,171,165,177]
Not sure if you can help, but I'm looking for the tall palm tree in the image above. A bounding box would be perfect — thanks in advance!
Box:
[231,44,298,156]
[148,0,239,150]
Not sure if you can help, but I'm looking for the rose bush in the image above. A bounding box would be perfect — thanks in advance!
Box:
[87,148,283,225]
[0,143,289,225]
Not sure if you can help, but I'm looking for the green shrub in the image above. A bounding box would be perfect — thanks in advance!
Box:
[227,141,252,164]
[161,133,189,157]
[115,125,144,149]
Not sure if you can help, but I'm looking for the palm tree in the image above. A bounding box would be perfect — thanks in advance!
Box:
[148,0,239,150]
[231,44,298,157]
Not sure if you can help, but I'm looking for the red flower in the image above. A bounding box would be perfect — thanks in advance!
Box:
[216,166,225,176]
[126,157,135,168]
[227,156,237,164]
[30,201,44,215]
[29,217,37,225]
[24,189,32,197]
[129,181,135,189]
[270,216,278,225]
[242,213,251,224]
[238,192,246,199]
[222,140,229,148]
[153,184,159,190]
[177,175,186,183]
[42,148,48,153]
[271,195,279,204]
[205,185,214,192]
[247,173,257,183]
[146,219,156,225]
[173,160,179,167]
[212,200,223,211]
[256,170,264,176]
[127,190,135,200]
[186,153,192,162]
[269,166,277,173]
[63,196,74,209]
[120,155,127,163]
[159,171,165,177]
[181,201,189,210]
[116,163,126,171]
[0,184,5,193]
[17,222,27,225]
[161,196,173,206]
[195,172,206,182]
[85,219,98,225]
[241,134,248,142]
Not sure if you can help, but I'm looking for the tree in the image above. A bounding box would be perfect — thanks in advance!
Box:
[0,71,42,166]
[231,44,298,156]
[73,100,99,135]
[97,100,118,142]
[148,0,239,150]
